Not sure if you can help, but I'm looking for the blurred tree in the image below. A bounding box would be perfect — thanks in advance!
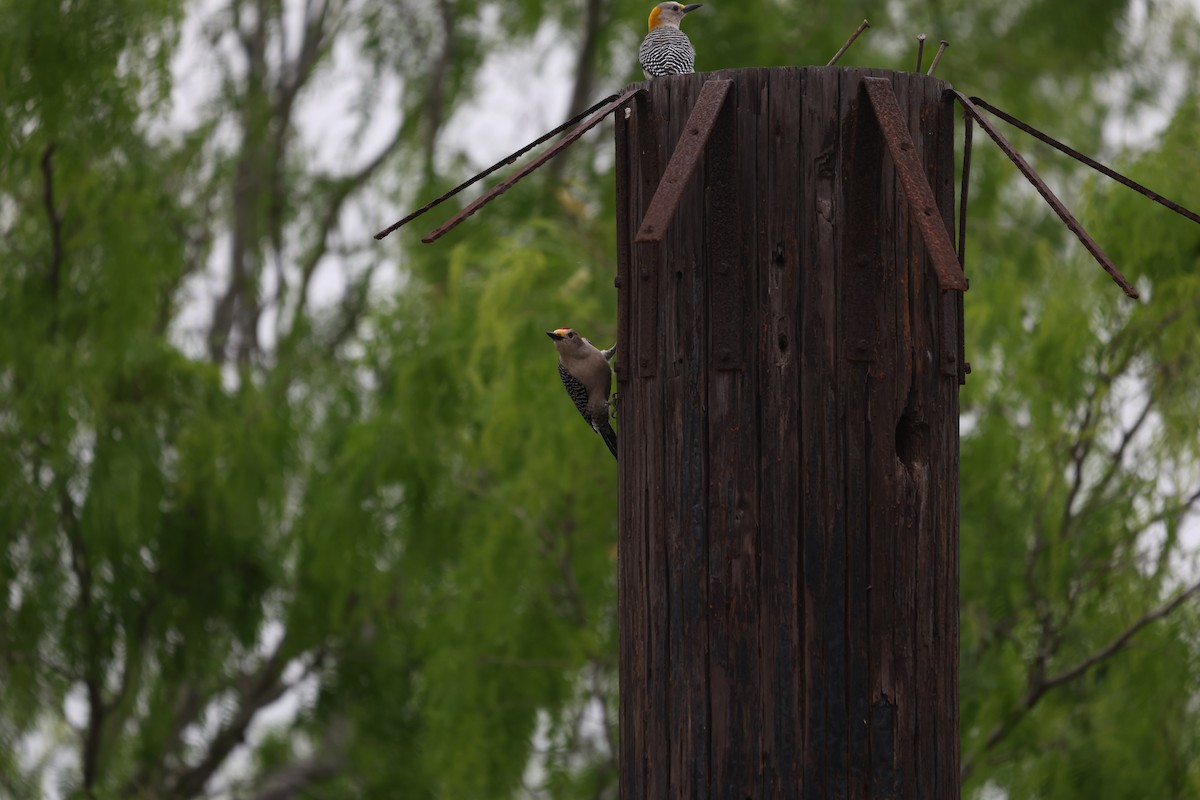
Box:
[958,79,1200,796]
[1,0,1199,798]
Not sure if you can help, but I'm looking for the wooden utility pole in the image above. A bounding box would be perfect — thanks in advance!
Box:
[614,67,964,798]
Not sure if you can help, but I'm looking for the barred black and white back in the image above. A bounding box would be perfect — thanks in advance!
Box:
[639,26,695,77]
[558,363,592,422]
[558,363,618,459]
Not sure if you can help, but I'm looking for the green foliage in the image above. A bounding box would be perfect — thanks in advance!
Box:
[956,21,1200,794]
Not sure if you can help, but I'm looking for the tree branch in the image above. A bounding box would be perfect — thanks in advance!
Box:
[41,143,64,336]
[102,591,161,759]
[963,577,1200,783]
[478,656,576,669]
[123,682,204,797]
[59,481,106,793]
[264,0,333,329]
[549,0,607,183]
[1041,579,1200,691]
[158,187,217,335]
[1079,393,1154,520]
[3,649,77,682]
[1148,483,1200,579]
[248,715,349,800]
[421,0,457,175]
[209,0,270,365]
[324,268,374,353]
[168,641,298,798]
[286,120,407,343]
[1057,386,1100,540]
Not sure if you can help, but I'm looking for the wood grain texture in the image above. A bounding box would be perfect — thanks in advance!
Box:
[617,66,962,799]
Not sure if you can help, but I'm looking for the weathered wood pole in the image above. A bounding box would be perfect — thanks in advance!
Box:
[614,67,962,798]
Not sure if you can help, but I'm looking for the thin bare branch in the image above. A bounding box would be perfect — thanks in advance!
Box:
[963,578,1200,783]
[478,656,576,669]
[158,186,217,335]
[287,121,407,341]
[1081,394,1155,516]
[3,650,77,683]
[566,0,606,119]
[209,0,270,364]
[59,480,107,792]
[41,143,64,337]
[549,0,607,183]
[123,682,204,797]
[267,0,333,267]
[1042,579,1200,691]
[103,592,161,754]
[1057,388,1100,540]
[168,640,303,798]
[248,715,349,800]
[1148,483,1200,579]
[422,0,457,174]
[280,0,332,112]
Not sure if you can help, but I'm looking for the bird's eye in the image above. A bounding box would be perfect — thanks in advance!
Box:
[567,331,575,338]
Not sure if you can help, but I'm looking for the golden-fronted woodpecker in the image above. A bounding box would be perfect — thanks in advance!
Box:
[546,328,617,460]
[639,2,702,78]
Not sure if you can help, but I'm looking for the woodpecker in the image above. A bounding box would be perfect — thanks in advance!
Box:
[546,328,617,460]
[639,2,702,78]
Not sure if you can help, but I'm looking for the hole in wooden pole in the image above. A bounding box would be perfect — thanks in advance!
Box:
[895,408,929,467]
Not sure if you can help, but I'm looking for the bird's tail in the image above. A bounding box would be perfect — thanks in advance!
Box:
[597,420,618,461]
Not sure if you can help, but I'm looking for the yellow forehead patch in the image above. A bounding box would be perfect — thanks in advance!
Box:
[553,327,572,337]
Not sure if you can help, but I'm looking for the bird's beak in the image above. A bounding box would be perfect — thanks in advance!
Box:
[546,331,565,341]
[682,3,702,12]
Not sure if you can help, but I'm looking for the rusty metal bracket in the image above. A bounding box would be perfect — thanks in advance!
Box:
[634,79,733,243]
[861,78,968,292]
[968,96,1200,228]
[953,91,1139,299]
[374,91,627,240]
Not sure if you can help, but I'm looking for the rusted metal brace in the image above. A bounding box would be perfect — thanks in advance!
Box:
[953,91,1139,298]
[862,77,968,292]
[969,96,1200,227]
[373,88,641,242]
[633,79,733,243]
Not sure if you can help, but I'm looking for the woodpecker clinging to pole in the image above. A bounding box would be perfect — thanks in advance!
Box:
[546,328,617,460]
[639,2,703,78]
